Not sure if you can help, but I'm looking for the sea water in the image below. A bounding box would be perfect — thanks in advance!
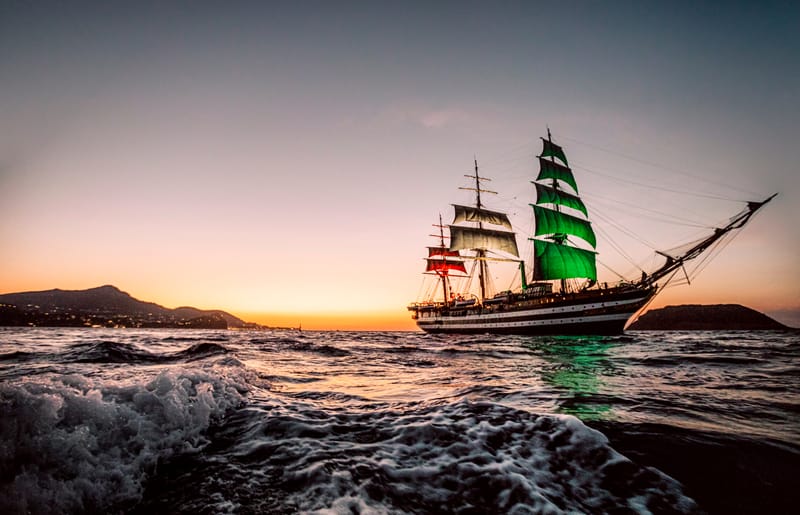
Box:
[1,328,797,514]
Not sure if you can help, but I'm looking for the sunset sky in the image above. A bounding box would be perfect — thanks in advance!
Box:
[2,1,798,329]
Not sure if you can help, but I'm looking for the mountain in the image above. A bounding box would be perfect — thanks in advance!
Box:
[628,304,789,330]
[0,285,248,329]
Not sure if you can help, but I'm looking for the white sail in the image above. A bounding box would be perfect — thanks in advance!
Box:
[452,205,513,229]
[449,225,519,257]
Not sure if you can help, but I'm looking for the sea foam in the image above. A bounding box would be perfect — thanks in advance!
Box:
[215,399,699,514]
[0,364,249,514]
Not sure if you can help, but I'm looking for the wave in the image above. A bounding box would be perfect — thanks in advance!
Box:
[140,399,698,513]
[0,350,37,362]
[647,354,764,366]
[383,345,422,354]
[288,390,372,403]
[60,340,162,364]
[170,342,230,361]
[284,340,351,357]
[47,340,232,366]
[0,364,251,514]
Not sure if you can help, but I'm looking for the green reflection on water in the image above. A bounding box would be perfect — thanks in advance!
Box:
[523,336,618,421]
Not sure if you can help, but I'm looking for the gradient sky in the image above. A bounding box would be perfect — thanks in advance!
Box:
[1,1,798,329]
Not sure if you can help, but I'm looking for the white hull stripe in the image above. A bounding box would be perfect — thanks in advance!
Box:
[417,295,648,324]
[418,312,633,331]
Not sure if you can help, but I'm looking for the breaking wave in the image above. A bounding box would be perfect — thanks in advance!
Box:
[0,364,250,514]
[134,398,698,514]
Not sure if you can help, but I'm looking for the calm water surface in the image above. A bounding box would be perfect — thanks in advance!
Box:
[1,328,797,514]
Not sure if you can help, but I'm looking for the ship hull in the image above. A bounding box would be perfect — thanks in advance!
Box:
[413,287,655,335]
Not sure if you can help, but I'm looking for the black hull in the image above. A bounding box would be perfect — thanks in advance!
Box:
[422,318,629,336]
[413,287,656,335]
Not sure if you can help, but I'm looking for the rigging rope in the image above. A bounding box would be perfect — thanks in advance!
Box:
[686,231,738,281]
[590,208,659,250]
[584,191,710,228]
[559,134,760,199]
[596,259,628,281]
[573,161,743,202]
[507,268,520,292]
[593,223,642,271]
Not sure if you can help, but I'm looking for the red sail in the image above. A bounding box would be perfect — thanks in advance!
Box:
[426,258,466,274]
[428,246,460,258]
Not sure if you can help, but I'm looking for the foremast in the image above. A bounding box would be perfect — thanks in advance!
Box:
[531,131,597,292]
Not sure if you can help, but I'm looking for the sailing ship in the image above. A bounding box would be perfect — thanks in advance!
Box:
[408,131,775,335]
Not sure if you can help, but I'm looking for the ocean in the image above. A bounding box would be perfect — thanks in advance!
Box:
[1,328,797,514]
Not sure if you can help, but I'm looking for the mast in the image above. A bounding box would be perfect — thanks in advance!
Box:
[531,131,598,286]
[450,158,518,303]
[474,159,487,301]
[458,159,493,301]
[546,128,567,293]
[425,214,465,303]
[435,213,449,302]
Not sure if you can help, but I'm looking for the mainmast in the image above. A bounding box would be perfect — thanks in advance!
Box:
[460,158,493,301]
[449,159,519,303]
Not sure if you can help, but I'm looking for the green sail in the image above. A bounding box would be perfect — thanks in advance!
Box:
[533,239,597,281]
[534,183,587,216]
[540,139,568,166]
[533,205,596,248]
[536,158,578,193]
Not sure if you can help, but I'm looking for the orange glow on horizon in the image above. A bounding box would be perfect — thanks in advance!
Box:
[1,277,797,331]
[236,311,419,332]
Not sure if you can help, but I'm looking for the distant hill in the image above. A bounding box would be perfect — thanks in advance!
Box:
[0,285,248,329]
[629,304,789,331]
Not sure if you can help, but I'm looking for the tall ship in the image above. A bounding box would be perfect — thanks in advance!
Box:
[408,131,775,335]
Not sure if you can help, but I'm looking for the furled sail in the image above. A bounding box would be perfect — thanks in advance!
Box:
[428,247,461,258]
[540,139,569,166]
[452,204,513,229]
[532,205,596,248]
[536,158,578,193]
[449,225,519,257]
[534,183,587,216]
[533,240,597,281]
[426,258,467,274]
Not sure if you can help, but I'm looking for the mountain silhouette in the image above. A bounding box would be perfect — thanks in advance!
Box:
[629,304,788,330]
[0,285,247,328]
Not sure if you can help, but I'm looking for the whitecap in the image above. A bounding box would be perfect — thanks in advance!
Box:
[0,365,251,514]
